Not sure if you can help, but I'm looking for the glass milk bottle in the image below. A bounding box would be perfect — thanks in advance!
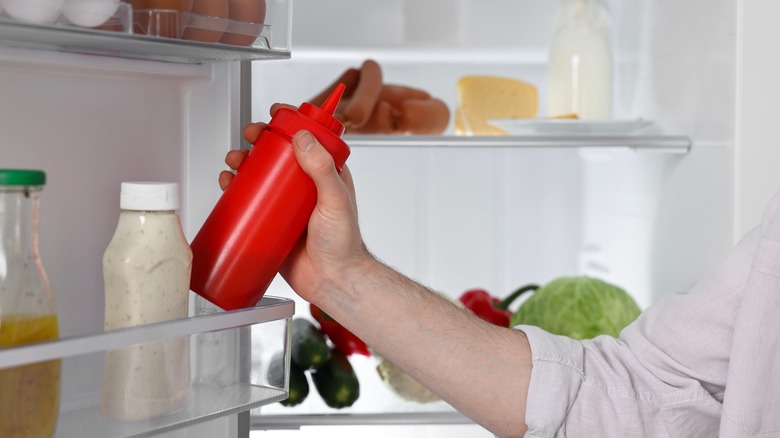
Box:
[0,169,60,438]
[100,182,192,421]
[547,0,613,119]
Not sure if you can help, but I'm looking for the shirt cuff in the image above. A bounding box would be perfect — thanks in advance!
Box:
[515,325,585,438]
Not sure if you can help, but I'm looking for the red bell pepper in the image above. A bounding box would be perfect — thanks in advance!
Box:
[459,284,539,327]
[310,303,370,357]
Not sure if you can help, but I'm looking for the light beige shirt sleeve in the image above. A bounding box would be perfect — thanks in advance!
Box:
[517,191,780,438]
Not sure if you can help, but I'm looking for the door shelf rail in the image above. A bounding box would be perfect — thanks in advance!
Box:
[0,296,293,370]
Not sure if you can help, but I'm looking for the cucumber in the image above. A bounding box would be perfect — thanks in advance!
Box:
[267,352,286,388]
[280,360,310,407]
[291,318,331,370]
[311,347,360,409]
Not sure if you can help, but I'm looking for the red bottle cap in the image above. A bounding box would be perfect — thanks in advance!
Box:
[264,83,350,168]
[296,83,346,136]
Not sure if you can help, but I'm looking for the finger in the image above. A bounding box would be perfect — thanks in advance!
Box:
[242,123,264,144]
[339,164,359,214]
[292,130,348,208]
[225,149,249,170]
[218,170,235,191]
[270,102,296,116]
[243,103,297,144]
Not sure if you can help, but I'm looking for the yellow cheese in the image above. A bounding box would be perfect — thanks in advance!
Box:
[456,76,538,135]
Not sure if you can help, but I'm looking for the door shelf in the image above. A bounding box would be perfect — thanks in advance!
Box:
[0,296,294,438]
[0,0,292,64]
[343,134,692,153]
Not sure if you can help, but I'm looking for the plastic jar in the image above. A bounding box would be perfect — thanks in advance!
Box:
[100,182,192,421]
[0,169,60,438]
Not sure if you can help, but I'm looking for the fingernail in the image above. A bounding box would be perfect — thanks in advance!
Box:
[297,131,315,152]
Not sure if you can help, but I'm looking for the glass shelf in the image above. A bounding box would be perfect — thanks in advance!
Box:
[253,412,475,430]
[343,134,692,153]
[0,296,294,438]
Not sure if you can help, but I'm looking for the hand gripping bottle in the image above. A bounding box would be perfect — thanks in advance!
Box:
[190,85,349,310]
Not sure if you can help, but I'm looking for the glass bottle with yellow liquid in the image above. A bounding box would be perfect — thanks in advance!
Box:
[0,169,60,438]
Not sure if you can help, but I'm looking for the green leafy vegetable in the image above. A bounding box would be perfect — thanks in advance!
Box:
[510,276,641,340]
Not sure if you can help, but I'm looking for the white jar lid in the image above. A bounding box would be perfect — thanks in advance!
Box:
[120,182,180,211]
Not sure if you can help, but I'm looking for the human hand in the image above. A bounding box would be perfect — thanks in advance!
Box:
[220,104,371,306]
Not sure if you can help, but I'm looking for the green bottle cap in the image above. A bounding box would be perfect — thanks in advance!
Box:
[0,169,46,186]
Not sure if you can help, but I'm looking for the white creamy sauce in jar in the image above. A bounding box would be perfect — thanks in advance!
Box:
[100,186,193,421]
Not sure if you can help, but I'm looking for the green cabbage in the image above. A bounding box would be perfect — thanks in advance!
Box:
[510,276,641,340]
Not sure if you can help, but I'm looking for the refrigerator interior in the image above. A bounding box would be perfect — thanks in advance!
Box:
[250,0,739,435]
[7,0,780,435]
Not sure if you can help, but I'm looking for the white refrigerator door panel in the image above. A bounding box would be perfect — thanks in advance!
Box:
[0,47,205,337]
[1,48,244,437]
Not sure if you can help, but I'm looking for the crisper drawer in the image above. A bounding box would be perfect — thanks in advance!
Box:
[0,296,293,438]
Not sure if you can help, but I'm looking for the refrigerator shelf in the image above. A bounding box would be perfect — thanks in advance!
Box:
[0,296,294,438]
[252,411,475,429]
[343,134,692,153]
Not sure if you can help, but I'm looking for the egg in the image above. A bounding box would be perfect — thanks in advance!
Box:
[1,0,65,24]
[181,0,229,43]
[219,0,265,46]
[63,0,120,27]
[129,0,192,38]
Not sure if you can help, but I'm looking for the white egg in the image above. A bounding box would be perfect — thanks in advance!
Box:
[63,0,120,27]
[0,0,65,24]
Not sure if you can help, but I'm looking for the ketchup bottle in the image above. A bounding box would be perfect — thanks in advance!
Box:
[190,85,349,310]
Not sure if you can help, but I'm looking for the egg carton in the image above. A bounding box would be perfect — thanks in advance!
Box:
[0,0,132,32]
[132,9,270,48]
[0,1,271,49]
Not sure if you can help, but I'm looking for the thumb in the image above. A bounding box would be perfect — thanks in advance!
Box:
[292,130,344,200]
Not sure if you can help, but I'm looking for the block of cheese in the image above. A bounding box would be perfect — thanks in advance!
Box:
[455,76,538,135]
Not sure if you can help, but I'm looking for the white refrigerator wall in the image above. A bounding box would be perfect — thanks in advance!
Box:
[253,0,736,310]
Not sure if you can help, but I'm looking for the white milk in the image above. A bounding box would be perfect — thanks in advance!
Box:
[100,182,192,421]
[547,0,613,119]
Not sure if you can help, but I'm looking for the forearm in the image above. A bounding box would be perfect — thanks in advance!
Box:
[317,257,531,437]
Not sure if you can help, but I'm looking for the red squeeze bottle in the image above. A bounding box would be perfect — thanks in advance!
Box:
[190,85,349,310]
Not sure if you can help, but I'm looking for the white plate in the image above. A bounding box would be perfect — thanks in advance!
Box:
[488,119,655,135]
